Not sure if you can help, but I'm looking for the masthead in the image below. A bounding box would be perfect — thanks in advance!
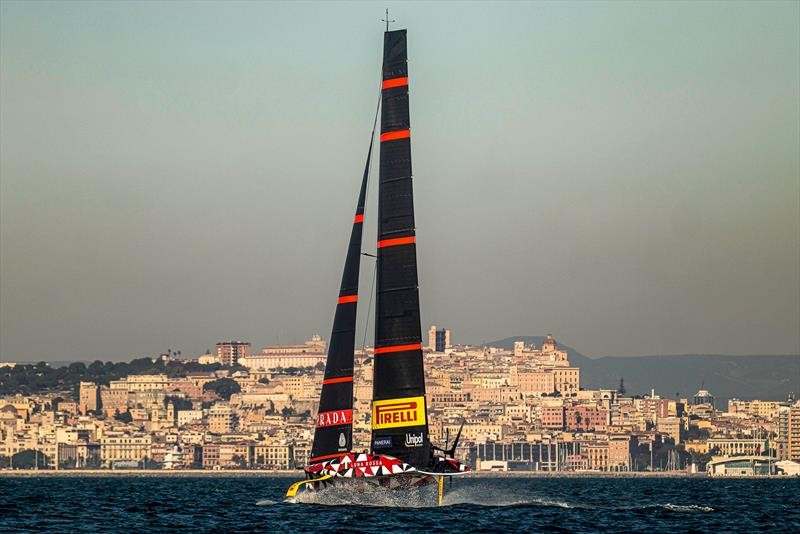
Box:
[381,9,395,32]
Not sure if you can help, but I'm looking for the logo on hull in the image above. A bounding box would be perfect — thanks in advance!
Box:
[372,396,427,430]
[316,409,353,428]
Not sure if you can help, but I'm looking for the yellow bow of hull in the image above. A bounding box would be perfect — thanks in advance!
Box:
[285,473,334,498]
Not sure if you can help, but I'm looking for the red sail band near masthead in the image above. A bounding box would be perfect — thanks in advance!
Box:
[337,295,358,304]
[382,77,408,90]
[322,376,353,385]
[374,343,422,355]
[380,129,410,142]
[377,236,415,248]
[316,409,353,428]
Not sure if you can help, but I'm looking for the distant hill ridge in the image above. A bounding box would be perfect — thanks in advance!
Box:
[486,336,800,404]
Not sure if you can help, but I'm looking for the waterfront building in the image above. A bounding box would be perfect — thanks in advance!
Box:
[218,442,252,467]
[707,456,776,476]
[471,440,582,471]
[100,434,152,467]
[202,444,220,468]
[57,442,101,468]
[607,434,635,471]
[253,443,292,469]
[788,402,800,462]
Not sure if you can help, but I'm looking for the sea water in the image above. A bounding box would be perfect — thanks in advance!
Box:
[1,476,798,533]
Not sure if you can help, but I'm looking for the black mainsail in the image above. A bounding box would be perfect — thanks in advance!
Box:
[370,29,431,468]
[309,134,374,465]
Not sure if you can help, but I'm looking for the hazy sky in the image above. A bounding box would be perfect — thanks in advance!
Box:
[1,1,798,362]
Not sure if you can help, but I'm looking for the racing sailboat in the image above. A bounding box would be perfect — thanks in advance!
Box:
[287,27,469,504]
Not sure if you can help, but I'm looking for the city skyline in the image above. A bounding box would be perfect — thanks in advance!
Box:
[2,334,798,475]
[2,1,799,363]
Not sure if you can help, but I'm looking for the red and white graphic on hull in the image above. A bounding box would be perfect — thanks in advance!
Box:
[306,452,417,478]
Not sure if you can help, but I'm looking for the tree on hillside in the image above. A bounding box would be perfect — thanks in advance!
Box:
[203,378,241,400]
[164,396,193,411]
[113,410,133,423]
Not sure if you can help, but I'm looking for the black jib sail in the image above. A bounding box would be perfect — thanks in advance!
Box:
[309,132,375,465]
[370,29,431,468]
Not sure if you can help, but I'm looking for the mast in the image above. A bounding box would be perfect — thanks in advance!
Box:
[370,29,431,468]
[308,131,375,465]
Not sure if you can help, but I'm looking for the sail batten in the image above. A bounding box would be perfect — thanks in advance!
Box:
[370,29,431,468]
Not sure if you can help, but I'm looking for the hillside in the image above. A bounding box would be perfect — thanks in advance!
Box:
[486,336,799,404]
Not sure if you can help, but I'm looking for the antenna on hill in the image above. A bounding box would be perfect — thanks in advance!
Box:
[381,9,395,32]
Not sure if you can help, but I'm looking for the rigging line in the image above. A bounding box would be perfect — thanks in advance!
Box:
[361,80,382,215]
[361,259,378,357]
[356,76,383,358]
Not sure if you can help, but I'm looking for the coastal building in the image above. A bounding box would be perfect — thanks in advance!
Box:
[215,341,251,367]
[788,403,800,462]
[253,443,292,469]
[657,417,682,444]
[79,382,100,413]
[728,399,784,420]
[427,325,451,352]
[706,437,763,457]
[707,456,776,476]
[198,353,220,365]
[100,434,153,467]
[238,335,327,371]
[208,404,237,434]
[693,389,715,408]
[110,374,170,393]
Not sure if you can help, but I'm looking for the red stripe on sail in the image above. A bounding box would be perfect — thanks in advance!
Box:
[377,236,415,248]
[380,129,410,142]
[354,214,364,223]
[337,295,358,304]
[323,376,353,385]
[374,343,422,355]
[382,77,408,90]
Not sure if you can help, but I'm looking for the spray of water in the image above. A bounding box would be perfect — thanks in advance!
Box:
[258,480,714,513]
